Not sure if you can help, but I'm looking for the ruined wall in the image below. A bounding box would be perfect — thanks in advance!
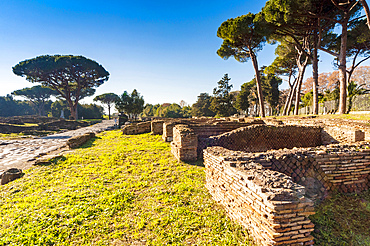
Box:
[171,125,198,162]
[204,147,315,246]
[281,118,367,143]
[206,125,322,153]
[151,120,165,135]
[204,144,370,245]
[240,144,370,198]
[122,122,151,135]
[171,121,266,161]
[321,126,365,144]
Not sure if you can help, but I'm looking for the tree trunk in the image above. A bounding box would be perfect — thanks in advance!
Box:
[312,32,319,115]
[250,51,265,117]
[338,19,348,114]
[108,104,111,120]
[294,61,308,115]
[360,0,370,31]
[287,83,297,115]
[283,87,293,116]
[69,103,78,120]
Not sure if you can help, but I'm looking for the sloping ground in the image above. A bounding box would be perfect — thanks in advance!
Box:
[310,191,370,246]
[0,131,253,245]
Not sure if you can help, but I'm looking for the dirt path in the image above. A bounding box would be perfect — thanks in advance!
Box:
[0,120,116,173]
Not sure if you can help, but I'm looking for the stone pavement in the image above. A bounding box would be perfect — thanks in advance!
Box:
[0,120,116,173]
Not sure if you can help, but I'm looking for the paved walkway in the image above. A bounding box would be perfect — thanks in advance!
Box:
[0,120,116,173]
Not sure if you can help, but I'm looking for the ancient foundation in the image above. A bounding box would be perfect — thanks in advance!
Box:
[204,144,370,245]
[124,117,370,245]
[165,117,369,245]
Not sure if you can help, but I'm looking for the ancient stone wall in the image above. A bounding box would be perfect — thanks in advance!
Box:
[170,125,198,162]
[206,125,322,153]
[204,144,370,245]
[280,118,367,143]
[151,120,165,135]
[161,118,224,142]
[171,121,265,160]
[122,122,151,135]
[204,147,315,246]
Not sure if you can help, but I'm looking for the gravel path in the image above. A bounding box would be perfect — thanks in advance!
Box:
[0,120,116,173]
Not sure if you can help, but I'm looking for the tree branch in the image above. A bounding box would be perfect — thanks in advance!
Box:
[318,46,340,58]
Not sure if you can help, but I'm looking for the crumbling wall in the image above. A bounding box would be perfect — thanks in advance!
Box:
[321,126,365,144]
[280,118,366,143]
[122,122,151,135]
[206,125,322,153]
[171,125,197,162]
[170,121,266,161]
[151,120,165,135]
[204,147,315,246]
[204,144,370,245]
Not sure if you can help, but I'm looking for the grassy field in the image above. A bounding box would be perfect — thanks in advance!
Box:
[0,131,253,246]
[1,130,369,245]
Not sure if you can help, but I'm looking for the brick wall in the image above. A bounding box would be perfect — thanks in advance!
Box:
[151,120,165,135]
[122,122,151,135]
[204,144,370,245]
[207,125,322,153]
[281,118,366,143]
[170,121,266,161]
[171,125,198,162]
[204,147,315,246]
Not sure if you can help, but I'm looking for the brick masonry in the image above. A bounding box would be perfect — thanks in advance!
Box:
[204,147,315,246]
[206,125,322,153]
[121,122,151,135]
[204,143,370,245]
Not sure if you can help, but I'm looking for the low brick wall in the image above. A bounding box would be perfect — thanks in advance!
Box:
[207,125,322,153]
[281,118,366,143]
[151,120,165,135]
[203,143,370,245]
[170,121,266,161]
[171,125,198,162]
[204,147,315,246]
[67,132,95,149]
[322,126,365,144]
[171,124,322,162]
[122,122,151,135]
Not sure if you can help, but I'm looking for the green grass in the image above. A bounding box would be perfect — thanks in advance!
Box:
[317,114,370,121]
[0,131,253,246]
[0,133,27,139]
[79,119,103,123]
[0,122,39,127]
[274,114,370,121]
[310,191,370,246]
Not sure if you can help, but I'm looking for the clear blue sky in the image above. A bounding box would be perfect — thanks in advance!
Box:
[0,1,364,106]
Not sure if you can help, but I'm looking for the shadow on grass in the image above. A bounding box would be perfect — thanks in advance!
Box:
[36,156,67,167]
[75,136,102,149]
[183,159,205,167]
[310,190,370,245]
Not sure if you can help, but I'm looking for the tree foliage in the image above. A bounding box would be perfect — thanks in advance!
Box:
[236,70,282,114]
[191,93,216,117]
[11,85,58,116]
[0,95,35,117]
[115,89,145,119]
[93,93,119,119]
[210,74,236,117]
[217,13,273,117]
[12,55,109,120]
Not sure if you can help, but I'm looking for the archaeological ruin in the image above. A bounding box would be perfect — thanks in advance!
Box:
[122,117,370,245]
